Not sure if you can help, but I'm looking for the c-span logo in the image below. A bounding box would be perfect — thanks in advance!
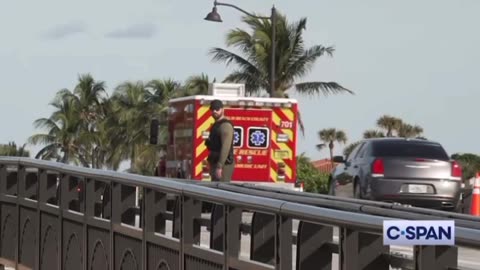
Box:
[383,220,455,246]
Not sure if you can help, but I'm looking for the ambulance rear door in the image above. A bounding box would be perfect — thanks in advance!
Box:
[224,108,272,182]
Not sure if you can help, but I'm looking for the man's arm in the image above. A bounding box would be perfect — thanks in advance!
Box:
[216,122,234,168]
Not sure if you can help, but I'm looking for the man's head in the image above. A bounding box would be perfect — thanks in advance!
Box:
[210,99,224,120]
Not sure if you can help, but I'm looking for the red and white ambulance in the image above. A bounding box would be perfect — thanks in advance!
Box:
[155,83,301,190]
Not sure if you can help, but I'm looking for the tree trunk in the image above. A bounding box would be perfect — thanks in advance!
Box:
[329,141,334,168]
[91,149,95,168]
[61,151,69,164]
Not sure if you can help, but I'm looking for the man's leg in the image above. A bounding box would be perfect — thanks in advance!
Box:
[221,163,235,182]
[209,163,221,182]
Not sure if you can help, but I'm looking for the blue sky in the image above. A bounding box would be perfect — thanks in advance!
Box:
[1,0,479,163]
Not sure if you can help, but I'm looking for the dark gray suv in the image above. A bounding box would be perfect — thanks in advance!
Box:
[329,138,463,211]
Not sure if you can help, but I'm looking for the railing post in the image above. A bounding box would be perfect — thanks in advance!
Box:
[16,166,25,270]
[180,195,201,270]
[36,169,46,270]
[173,197,181,239]
[414,245,458,270]
[110,182,120,270]
[275,214,292,270]
[210,204,225,252]
[225,206,242,268]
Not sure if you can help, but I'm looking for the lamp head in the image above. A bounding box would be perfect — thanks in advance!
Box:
[204,6,222,22]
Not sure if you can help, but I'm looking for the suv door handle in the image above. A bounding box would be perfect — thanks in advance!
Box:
[353,165,358,169]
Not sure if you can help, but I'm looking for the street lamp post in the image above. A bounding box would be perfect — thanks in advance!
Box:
[204,0,276,98]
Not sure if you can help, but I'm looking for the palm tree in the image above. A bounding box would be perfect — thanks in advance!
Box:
[209,11,353,133]
[146,78,181,104]
[363,129,385,139]
[108,81,149,172]
[316,128,348,165]
[108,80,169,174]
[183,73,213,96]
[397,123,423,138]
[0,142,30,157]
[376,115,402,137]
[210,13,352,97]
[28,92,88,165]
[28,74,109,168]
[67,74,108,168]
[343,141,361,157]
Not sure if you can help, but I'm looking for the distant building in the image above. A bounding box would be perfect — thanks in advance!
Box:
[311,158,339,173]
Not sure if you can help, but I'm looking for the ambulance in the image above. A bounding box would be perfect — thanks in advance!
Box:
[152,83,301,190]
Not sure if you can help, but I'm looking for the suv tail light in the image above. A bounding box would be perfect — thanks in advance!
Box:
[371,158,384,177]
[451,160,462,179]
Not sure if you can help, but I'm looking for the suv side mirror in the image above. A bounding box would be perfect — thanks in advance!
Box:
[333,156,345,163]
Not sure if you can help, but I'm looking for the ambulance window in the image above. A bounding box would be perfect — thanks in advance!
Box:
[233,126,243,148]
[247,127,269,149]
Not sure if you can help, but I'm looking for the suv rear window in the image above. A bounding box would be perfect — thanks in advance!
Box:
[372,141,449,160]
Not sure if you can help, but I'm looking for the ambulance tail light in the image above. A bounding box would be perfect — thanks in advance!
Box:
[294,180,304,192]
[278,163,286,180]
[202,160,210,178]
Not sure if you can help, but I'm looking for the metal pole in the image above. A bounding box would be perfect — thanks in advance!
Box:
[270,6,276,98]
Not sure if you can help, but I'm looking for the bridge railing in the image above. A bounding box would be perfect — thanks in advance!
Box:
[0,157,479,270]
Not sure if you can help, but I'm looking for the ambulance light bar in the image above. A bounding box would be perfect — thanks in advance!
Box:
[200,99,293,108]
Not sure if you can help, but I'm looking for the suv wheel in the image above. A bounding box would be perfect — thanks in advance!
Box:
[354,181,361,199]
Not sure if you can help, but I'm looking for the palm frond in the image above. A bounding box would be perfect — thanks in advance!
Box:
[316,143,326,151]
[285,45,335,80]
[223,70,263,95]
[297,109,305,137]
[28,134,57,146]
[209,47,262,75]
[295,81,354,96]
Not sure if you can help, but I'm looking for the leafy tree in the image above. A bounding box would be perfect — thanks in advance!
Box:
[296,153,329,194]
[316,128,348,164]
[0,142,30,157]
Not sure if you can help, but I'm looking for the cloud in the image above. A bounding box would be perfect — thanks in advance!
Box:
[105,23,157,39]
[42,21,87,40]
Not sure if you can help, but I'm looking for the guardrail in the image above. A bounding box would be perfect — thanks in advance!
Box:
[0,157,479,270]
[213,183,480,226]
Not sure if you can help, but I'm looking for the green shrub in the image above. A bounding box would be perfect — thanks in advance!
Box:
[296,153,330,194]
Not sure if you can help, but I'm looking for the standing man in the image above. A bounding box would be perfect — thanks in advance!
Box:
[205,99,235,182]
